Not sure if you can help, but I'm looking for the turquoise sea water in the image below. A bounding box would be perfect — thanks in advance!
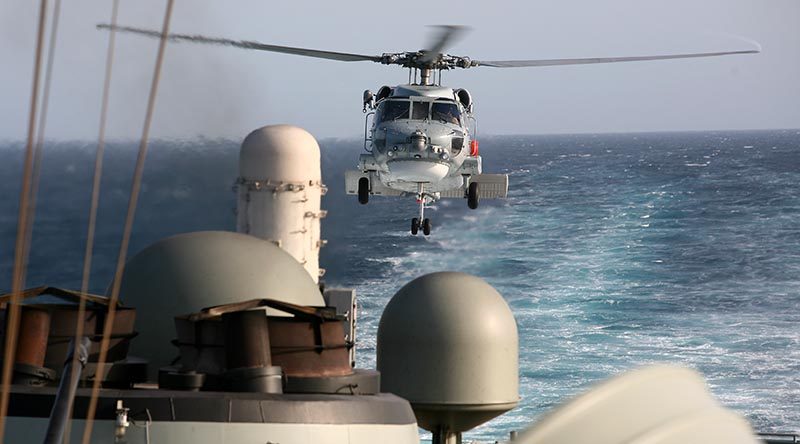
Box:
[1,130,798,440]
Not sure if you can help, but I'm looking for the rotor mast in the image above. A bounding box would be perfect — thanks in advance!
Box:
[418,68,433,86]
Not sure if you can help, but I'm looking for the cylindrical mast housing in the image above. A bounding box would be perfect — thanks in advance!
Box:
[236,125,326,282]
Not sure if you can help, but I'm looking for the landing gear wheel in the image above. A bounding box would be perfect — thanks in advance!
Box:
[411,218,420,235]
[467,181,479,209]
[358,177,370,204]
[422,218,432,236]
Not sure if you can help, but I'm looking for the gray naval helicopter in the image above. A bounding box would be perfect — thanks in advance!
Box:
[102,25,758,235]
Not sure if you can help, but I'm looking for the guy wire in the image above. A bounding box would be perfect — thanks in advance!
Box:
[81,0,175,442]
[0,0,51,439]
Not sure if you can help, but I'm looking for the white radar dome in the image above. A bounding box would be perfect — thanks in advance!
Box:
[118,231,324,375]
[237,124,326,282]
[377,272,519,433]
[240,124,321,181]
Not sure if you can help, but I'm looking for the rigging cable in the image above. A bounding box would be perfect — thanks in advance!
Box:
[81,0,175,442]
[25,0,63,268]
[0,0,51,440]
[66,1,122,442]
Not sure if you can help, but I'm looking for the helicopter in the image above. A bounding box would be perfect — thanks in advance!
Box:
[99,24,758,235]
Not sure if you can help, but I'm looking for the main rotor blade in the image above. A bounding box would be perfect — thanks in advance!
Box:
[473,48,759,68]
[419,25,467,64]
[97,24,384,63]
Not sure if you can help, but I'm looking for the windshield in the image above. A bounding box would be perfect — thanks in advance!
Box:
[431,102,461,125]
[376,100,409,123]
[412,101,430,120]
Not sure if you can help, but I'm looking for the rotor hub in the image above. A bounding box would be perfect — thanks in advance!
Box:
[380,52,474,70]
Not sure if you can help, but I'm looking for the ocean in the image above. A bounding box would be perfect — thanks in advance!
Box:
[1,130,798,441]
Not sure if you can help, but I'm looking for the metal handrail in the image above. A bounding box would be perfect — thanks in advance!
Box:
[759,433,800,443]
[363,111,375,152]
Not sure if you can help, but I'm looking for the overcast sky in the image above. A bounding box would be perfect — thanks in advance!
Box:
[0,0,798,141]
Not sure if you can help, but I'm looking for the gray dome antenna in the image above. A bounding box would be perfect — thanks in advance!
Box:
[118,231,324,378]
[377,272,519,443]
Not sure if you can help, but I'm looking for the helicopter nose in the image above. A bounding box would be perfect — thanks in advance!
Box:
[411,130,427,151]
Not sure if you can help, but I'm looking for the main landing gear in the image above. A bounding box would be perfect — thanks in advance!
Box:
[358,177,369,204]
[467,181,479,209]
[411,183,433,236]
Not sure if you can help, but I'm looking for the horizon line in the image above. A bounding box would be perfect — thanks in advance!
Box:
[0,127,797,146]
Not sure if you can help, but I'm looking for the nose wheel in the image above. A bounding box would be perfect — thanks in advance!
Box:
[411,183,433,236]
[411,217,432,236]
[422,218,431,235]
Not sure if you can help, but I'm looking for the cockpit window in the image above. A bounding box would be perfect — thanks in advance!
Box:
[376,100,409,123]
[431,102,461,125]
[411,101,430,120]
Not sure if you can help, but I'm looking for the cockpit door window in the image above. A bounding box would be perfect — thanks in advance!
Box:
[431,102,461,125]
[376,100,410,123]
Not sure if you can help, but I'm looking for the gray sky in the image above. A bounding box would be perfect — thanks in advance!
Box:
[1,0,798,141]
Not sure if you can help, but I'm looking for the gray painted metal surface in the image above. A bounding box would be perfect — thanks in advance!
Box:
[8,417,420,444]
[377,272,519,432]
[9,386,415,424]
[323,288,358,366]
[438,173,509,199]
[349,84,508,231]
[360,84,480,195]
[10,386,417,444]
[118,231,324,377]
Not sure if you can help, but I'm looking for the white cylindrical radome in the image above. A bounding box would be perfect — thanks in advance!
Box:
[236,125,326,282]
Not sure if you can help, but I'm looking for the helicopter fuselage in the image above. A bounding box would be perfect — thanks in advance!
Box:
[348,82,508,234]
[360,84,480,194]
